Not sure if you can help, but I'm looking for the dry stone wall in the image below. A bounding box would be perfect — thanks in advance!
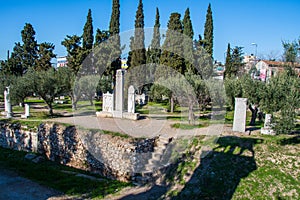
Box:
[0,122,158,182]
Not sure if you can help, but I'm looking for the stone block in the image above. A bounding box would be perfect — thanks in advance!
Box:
[96,111,113,118]
[232,98,247,132]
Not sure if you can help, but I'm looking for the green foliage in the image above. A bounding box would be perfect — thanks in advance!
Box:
[182,8,194,74]
[35,42,56,71]
[21,23,38,72]
[127,0,146,94]
[224,45,244,78]
[262,70,300,134]
[0,147,131,198]
[203,3,214,59]
[74,75,99,106]
[224,43,231,79]
[9,74,33,105]
[282,40,299,63]
[224,77,243,109]
[61,35,84,76]
[29,68,70,115]
[95,29,109,46]
[107,0,121,79]
[82,9,94,50]
[159,13,184,74]
[146,7,161,81]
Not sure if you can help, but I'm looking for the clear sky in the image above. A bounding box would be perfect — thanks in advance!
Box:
[0,0,299,63]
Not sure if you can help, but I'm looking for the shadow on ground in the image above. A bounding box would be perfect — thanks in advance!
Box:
[119,136,262,200]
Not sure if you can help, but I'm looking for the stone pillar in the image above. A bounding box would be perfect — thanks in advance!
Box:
[4,88,8,112]
[128,85,135,113]
[25,104,30,117]
[115,69,125,112]
[232,98,247,132]
[5,87,12,118]
[261,113,275,135]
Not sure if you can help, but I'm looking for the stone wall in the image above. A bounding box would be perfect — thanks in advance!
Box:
[0,122,159,182]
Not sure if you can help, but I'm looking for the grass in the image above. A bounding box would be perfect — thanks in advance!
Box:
[171,122,208,130]
[170,134,300,199]
[0,147,131,199]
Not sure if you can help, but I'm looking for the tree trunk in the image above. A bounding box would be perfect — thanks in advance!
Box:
[188,103,195,125]
[89,97,94,106]
[71,94,77,110]
[170,95,174,113]
[48,103,53,116]
[249,104,258,126]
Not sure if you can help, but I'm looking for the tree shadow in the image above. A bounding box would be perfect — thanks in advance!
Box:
[173,136,263,200]
[118,136,262,200]
[279,134,300,145]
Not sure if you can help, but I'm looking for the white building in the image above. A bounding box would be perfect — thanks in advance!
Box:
[56,56,67,68]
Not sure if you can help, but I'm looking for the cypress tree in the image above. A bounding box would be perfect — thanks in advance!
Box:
[146,7,161,74]
[203,3,213,59]
[224,43,232,79]
[183,8,194,39]
[182,8,194,73]
[82,9,94,50]
[21,23,38,72]
[156,13,184,113]
[107,0,121,81]
[127,0,146,94]
[159,13,184,74]
[130,0,146,67]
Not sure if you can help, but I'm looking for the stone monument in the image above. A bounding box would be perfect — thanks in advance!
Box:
[96,69,139,120]
[21,104,30,118]
[114,69,125,118]
[232,98,247,132]
[128,85,135,113]
[5,87,12,118]
[261,113,275,135]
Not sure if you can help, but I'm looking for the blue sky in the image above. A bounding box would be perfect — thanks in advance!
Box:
[0,0,299,62]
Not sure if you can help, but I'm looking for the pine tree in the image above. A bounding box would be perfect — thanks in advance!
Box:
[21,23,38,72]
[82,9,94,50]
[95,29,109,45]
[5,43,24,76]
[203,3,213,59]
[182,8,194,73]
[35,42,56,71]
[128,0,146,94]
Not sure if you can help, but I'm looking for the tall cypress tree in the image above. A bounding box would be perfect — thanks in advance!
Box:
[21,23,38,72]
[204,3,213,59]
[82,9,94,50]
[81,9,94,75]
[224,43,232,79]
[107,0,121,81]
[128,0,146,94]
[146,7,161,72]
[159,13,184,74]
[130,0,146,67]
[182,8,194,73]
[156,13,184,113]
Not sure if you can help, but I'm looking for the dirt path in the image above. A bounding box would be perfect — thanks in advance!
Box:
[0,169,64,200]
[48,115,228,139]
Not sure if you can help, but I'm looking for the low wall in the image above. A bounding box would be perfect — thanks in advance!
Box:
[0,121,158,182]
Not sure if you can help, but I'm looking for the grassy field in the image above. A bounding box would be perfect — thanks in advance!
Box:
[0,147,131,199]
[168,134,300,199]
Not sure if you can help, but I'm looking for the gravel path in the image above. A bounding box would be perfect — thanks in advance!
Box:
[49,114,227,138]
